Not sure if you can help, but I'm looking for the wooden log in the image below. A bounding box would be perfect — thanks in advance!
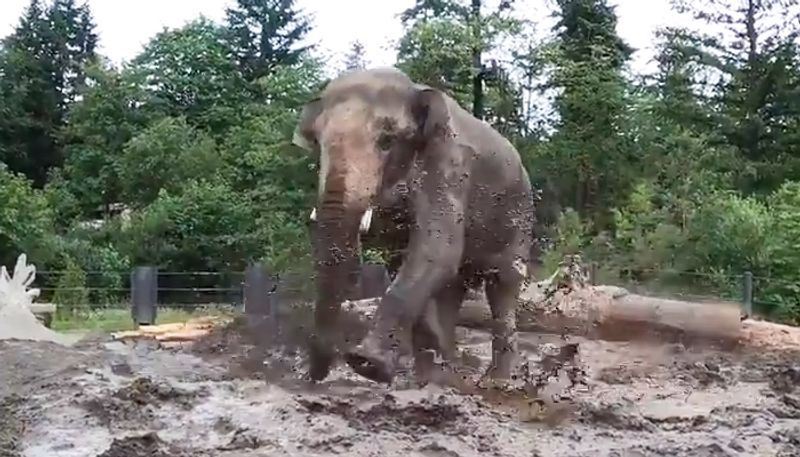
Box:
[343,286,746,346]
[111,316,232,341]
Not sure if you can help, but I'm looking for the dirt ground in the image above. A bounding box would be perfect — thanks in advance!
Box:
[2,308,800,457]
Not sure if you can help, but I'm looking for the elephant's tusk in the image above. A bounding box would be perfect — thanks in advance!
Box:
[309,207,371,232]
[359,207,373,233]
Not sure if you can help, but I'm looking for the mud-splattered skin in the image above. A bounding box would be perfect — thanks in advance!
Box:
[293,67,535,384]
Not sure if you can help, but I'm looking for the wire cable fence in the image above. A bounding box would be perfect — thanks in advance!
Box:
[31,266,320,317]
[29,257,800,327]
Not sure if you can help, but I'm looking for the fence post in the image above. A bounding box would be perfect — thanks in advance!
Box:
[742,271,753,317]
[244,263,273,317]
[131,266,158,326]
[590,262,598,286]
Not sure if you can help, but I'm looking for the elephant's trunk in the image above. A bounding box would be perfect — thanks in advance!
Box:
[307,153,378,380]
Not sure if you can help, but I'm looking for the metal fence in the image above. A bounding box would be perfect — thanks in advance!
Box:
[33,263,392,326]
[30,257,800,326]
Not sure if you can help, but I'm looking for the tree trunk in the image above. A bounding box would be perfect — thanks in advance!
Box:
[471,0,484,120]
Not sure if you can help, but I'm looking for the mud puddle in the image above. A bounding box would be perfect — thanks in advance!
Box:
[2,315,800,457]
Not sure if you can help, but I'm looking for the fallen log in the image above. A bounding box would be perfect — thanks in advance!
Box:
[343,255,748,347]
[345,292,744,346]
[457,294,744,342]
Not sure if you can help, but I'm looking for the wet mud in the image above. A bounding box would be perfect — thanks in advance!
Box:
[2,310,800,457]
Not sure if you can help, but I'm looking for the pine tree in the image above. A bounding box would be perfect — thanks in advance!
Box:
[546,0,634,222]
[224,0,312,81]
[343,40,367,71]
[671,0,800,194]
[0,0,98,186]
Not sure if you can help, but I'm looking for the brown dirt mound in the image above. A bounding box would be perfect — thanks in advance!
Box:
[96,432,196,457]
[0,395,23,457]
[81,376,203,427]
[297,393,466,433]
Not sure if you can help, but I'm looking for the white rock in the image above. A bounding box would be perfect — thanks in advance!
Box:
[0,254,73,345]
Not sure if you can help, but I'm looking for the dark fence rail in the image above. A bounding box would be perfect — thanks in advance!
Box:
[29,255,800,326]
[32,263,392,326]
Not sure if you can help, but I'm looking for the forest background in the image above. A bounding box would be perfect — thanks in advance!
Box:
[3,0,800,323]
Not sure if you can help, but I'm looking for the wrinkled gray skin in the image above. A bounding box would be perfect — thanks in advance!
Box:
[293,67,535,384]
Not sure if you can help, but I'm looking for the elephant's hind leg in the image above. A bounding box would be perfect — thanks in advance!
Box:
[484,272,522,382]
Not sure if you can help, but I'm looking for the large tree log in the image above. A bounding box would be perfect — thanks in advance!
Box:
[345,292,744,345]
[343,255,747,347]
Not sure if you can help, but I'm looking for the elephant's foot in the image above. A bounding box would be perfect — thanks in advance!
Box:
[307,340,336,382]
[413,349,436,387]
[413,350,461,388]
[344,334,397,384]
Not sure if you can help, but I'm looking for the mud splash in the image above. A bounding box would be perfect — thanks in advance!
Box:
[3,313,800,456]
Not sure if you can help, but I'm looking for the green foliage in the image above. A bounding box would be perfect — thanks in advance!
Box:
[0,164,58,268]
[55,225,130,305]
[690,192,773,274]
[0,0,98,186]
[541,0,635,226]
[759,182,800,321]
[540,208,589,272]
[224,0,312,80]
[61,63,151,216]
[119,116,225,207]
[397,19,475,107]
[129,18,248,135]
[121,178,259,272]
[5,0,800,324]
[396,0,527,119]
[363,247,391,265]
[52,257,88,318]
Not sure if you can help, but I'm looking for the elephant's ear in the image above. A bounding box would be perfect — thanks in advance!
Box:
[410,84,451,141]
[292,97,323,152]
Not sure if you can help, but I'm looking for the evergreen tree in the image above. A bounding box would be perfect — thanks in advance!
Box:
[0,0,61,186]
[650,27,713,134]
[671,0,800,194]
[0,0,97,186]
[343,40,367,71]
[224,0,312,81]
[543,0,634,225]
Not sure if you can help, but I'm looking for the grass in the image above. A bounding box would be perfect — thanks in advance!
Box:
[51,304,238,333]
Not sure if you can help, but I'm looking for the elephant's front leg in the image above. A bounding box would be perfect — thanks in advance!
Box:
[412,278,467,386]
[343,253,462,383]
[344,212,466,383]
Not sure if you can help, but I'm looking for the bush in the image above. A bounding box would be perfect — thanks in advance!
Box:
[688,191,772,275]
[53,258,89,319]
[0,164,59,269]
[121,178,259,272]
[540,208,589,272]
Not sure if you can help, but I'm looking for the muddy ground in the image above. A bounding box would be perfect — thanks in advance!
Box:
[1,308,800,457]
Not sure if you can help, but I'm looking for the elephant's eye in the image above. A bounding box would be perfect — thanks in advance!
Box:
[377,133,395,151]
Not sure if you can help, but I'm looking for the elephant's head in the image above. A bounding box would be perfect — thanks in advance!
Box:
[292,67,452,380]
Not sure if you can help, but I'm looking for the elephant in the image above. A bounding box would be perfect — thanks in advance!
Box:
[292,67,536,384]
